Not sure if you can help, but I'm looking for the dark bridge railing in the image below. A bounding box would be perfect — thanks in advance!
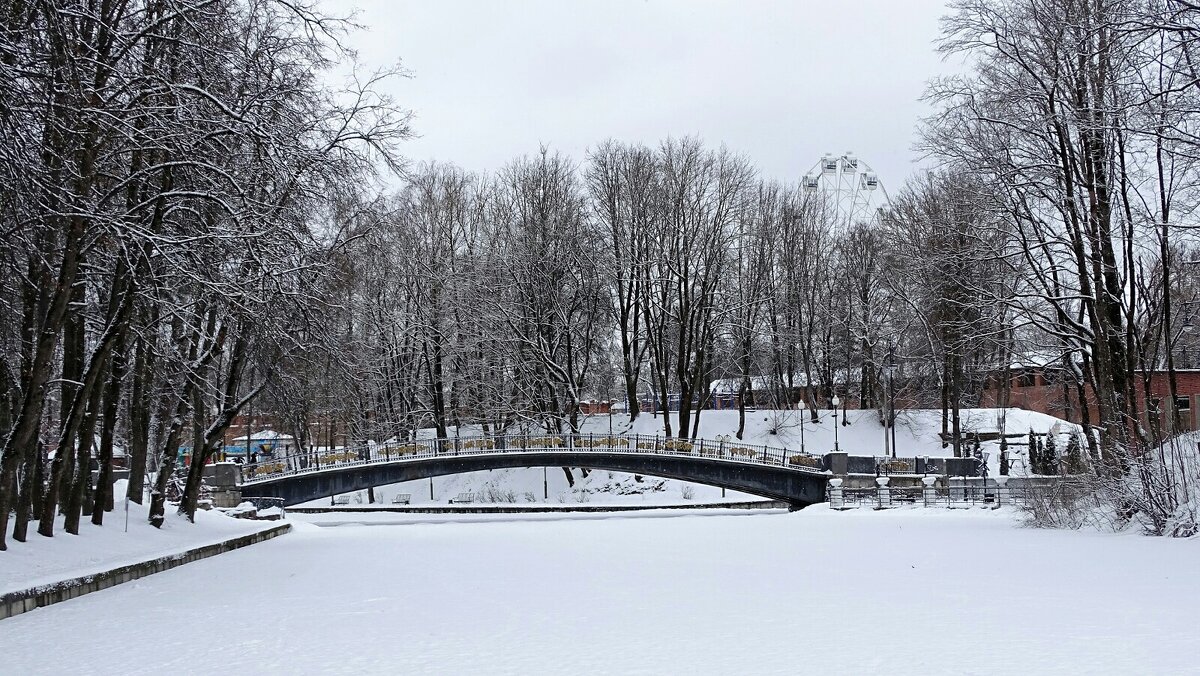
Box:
[237,433,826,485]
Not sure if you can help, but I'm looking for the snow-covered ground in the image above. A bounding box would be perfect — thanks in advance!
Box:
[322,408,1075,506]
[3,509,1197,675]
[0,485,280,596]
[308,466,757,508]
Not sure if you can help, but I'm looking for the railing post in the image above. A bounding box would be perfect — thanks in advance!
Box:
[922,476,937,508]
[828,478,844,509]
[995,475,1009,507]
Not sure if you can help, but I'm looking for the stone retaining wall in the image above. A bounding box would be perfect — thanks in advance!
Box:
[1,523,291,621]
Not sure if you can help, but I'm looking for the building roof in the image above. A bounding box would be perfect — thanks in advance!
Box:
[231,430,294,443]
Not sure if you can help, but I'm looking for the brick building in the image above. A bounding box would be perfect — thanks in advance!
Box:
[981,366,1200,434]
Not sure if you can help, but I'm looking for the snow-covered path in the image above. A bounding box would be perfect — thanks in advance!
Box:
[2,509,1197,675]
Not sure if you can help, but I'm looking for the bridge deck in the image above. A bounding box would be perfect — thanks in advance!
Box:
[238,434,826,486]
[235,434,832,507]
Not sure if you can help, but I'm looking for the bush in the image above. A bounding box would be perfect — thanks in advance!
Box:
[1020,432,1200,537]
[255,461,286,474]
[577,436,625,448]
[320,450,359,464]
[680,485,695,500]
[1020,479,1102,530]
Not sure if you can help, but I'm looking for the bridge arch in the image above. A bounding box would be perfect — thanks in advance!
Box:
[238,436,829,509]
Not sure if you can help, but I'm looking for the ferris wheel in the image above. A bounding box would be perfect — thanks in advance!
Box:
[800,152,890,230]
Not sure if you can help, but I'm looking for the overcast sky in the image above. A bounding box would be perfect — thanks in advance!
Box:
[327,0,953,190]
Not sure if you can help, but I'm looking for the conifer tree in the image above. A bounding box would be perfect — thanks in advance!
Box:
[1044,433,1058,475]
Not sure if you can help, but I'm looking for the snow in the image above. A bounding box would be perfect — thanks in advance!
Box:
[2,509,1197,674]
[304,466,757,508]
[321,408,1077,506]
[232,430,294,442]
[0,482,281,596]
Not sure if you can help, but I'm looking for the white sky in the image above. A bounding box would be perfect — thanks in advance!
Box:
[327,0,953,190]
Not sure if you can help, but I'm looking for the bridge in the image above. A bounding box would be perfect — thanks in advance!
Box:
[237,434,832,508]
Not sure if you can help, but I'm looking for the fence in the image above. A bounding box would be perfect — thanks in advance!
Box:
[827,478,1054,509]
[237,495,287,516]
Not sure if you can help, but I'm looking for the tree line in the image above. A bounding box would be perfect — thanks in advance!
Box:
[0,0,408,550]
[4,0,1200,550]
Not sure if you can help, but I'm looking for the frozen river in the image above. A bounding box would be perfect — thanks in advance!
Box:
[3,508,1198,675]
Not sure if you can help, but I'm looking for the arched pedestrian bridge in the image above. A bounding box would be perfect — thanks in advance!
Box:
[237,434,832,508]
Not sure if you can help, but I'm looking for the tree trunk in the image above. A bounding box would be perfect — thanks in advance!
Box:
[126,331,153,503]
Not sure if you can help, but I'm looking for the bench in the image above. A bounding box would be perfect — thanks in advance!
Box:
[449,492,474,504]
[332,495,350,506]
[391,493,412,505]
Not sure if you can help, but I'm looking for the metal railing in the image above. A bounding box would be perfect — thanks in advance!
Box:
[237,433,827,485]
[828,482,1044,509]
[237,495,287,516]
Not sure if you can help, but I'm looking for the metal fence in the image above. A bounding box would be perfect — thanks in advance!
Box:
[238,433,827,485]
[828,481,1050,509]
[237,495,287,515]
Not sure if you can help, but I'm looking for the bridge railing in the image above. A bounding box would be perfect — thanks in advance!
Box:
[237,433,825,484]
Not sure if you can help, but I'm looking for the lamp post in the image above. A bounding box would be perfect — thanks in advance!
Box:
[884,344,896,458]
[716,434,730,498]
[796,400,807,455]
[831,395,841,453]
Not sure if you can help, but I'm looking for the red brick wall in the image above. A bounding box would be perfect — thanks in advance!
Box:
[982,369,1200,433]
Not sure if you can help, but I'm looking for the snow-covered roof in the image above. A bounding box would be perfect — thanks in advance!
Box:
[231,430,294,442]
[710,376,773,394]
[709,372,849,394]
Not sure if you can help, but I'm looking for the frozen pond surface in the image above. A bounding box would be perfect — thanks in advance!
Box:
[2,507,1198,675]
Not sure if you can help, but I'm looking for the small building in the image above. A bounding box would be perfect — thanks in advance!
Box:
[228,430,296,458]
[578,400,612,415]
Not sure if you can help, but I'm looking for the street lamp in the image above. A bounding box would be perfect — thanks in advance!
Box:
[716,434,731,497]
[830,395,841,453]
[884,345,897,458]
[796,400,807,455]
